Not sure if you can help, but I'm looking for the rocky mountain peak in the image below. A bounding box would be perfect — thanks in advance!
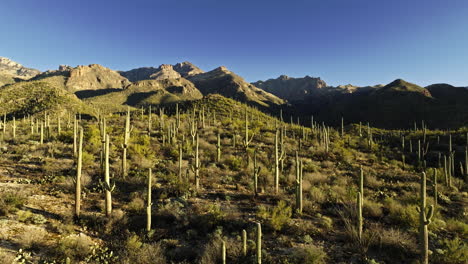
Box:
[0,56,41,79]
[173,61,204,77]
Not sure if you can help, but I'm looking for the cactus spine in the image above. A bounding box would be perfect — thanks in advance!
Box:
[146,168,152,232]
[256,222,262,264]
[75,127,83,217]
[418,172,434,264]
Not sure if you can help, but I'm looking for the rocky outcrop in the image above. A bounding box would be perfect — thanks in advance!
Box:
[173,61,204,77]
[0,57,41,79]
[253,75,327,102]
[149,64,181,80]
[188,66,284,107]
[0,57,41,86]
[121,61,204,82]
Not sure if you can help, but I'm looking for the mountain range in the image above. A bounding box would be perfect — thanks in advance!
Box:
[0,57,467,129]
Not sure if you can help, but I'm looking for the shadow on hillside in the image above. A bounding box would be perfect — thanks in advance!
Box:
[23,206,61,220]
[124,91,158,106]
[74,88,122,99]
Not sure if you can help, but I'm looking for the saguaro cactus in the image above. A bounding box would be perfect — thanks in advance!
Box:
[216,132,221,162]
[295,151,303,214]
[221,240,226,264]
[417,172,434,264]
[122,108,131,178]
[432,168,438,210]
[253,149,261,196]
[191,133,200,190]
[178,144,183,180]
[146,168,152,232]
[104,134,114,217]
[242,229,247,256]
[75,127,83,217]
[256,222,262,264]
[40,122,44,145]
[12,116,16,139]
[274,129,285,194]
[357,191,363,241]
[243,107,254,155]
[73,116,77,155]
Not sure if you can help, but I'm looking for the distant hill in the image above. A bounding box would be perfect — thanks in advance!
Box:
[34,64,130,91]
[252,75,328,102]
[81,78,203,112]
[286,79,468,129]
[0,57,41,87]
[0,79,94,117]
[120,62,204,82]
[188,66,284,107]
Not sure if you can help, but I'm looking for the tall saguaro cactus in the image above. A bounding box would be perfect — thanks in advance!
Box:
[242,229,247,256]
[256,222,262,264]
[417,172,434,264]
[253,149,261,196]
[191,133,200,190]
[122,108,131,178]
[104,134,114,217]
[357,191,363,241]
[295,151,303,214]
[146,168,152,232]
[274,129,285,194]
[75,127,83,217]
[216,132,221,162]
[243,107,254,156]
[178,144,183,180]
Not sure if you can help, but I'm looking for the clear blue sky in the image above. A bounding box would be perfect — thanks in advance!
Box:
[1,0,468,87]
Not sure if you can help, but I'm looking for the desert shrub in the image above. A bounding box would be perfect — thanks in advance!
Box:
[308,186,327,205]
[0,191,26,216]
[17,210,47,224]
[372,227,418,260]
[363,200,383,219]
[127,196,145,214]
[54,234,93,261]
[85,244,119,264]
[290,244,327,264]
[258,200,292,231]
[384,198,418,229]
[224,155,243,171]
[446,219,468,239]
[17,227,47,250]
[434,236,468,264]
[316,214,333,230]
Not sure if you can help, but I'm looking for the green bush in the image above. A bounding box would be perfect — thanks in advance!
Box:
[434,236,468,264]
[258,200,292,231]
[0,191,26,216]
